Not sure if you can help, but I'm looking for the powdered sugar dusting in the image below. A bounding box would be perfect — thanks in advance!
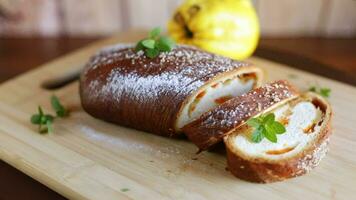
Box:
[79,125,181,159]
[86,44,133,71]
[81,43,251,135]
[105,69,203,103]
[294,138,329,176]
[77,124,220,174]
[83,44,250,103]
[201,81,296,129]
[83,43,248,76]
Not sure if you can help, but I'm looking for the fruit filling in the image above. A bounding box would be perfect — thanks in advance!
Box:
[178,73,257,129]
[233,96,325,159]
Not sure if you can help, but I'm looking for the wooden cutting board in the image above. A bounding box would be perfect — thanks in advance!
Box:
[1,31,356,200]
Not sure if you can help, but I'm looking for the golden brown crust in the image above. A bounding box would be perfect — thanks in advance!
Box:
[225,93,332,183]
[80,44,258,137]
[182,80,299,150]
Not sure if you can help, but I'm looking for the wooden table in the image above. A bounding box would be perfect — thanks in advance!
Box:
[0,34,355,200]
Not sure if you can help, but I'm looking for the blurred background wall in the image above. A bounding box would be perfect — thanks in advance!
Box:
[0,0,355,37]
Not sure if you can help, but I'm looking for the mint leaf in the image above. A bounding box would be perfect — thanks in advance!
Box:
[44,114,54,122]
[39,114,54,134]
[46,120,53,133]
[31,114,41,124]
[309,86,316,92]
[145,48,160,58]
[142,39,155,49]
[156,36,174,52]
[263,113,275,124]
[161,36,175,47]
[320,88,331,98]
[32,107,54,134]
[247,113,286,143]
[135,27,175,58]
[270,121,286,134]
[247,118,260,127]
[156,40,171,52]
[38,106,44,116]
[149,27,161,38]
[263,127,277,143]
[251,127,264,143]
[31,96,68,134]
[51,95,68,117]
[309,86,331,98]
[135,40,145,51]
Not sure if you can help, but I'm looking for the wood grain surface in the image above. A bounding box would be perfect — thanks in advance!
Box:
[1,36,356,200]
[1,32,356,199]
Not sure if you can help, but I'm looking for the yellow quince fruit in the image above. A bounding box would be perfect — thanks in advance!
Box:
[168,0,259,60]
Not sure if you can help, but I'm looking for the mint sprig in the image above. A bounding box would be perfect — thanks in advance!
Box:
[309,86,331,98]
[247,113,286,143]
[30,95,69,134]
[135,27,175,58]
[30,106,55,134]
[51,95,68,117]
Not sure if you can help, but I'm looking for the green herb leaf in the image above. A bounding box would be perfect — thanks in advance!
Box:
[145,48,160,58]
[31,96,68,134]
[135,27,175,58]
[156,36,175,52]
[142,39,155,49]
[45,114,54,122]
[270,121,286,134]
[263,113,275,124]
[320,88,331,98]
[247,113,286,143]
[135,40,145,52]
[31,106,55,134]
[46,120,53,133]
[264,124,278,143]
[251,127,264,143]
[38,106,44,116]
[309,86,316,92]
[120,188,130,192]
[31,114,41,124]
[246,118,260,128]
[149,27,161,38]
[309,86,331,98]
[51,95,68,117]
